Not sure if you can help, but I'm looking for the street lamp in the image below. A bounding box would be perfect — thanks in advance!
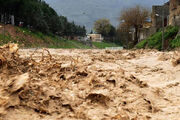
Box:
[119,19,130,49]
[120,20,125,23]
[155,10,165,51]
[3,13,6,43]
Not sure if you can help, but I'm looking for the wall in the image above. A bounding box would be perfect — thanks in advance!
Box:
[139,27,157,42]
[152,3,169,28]
[88,34,103,42]
[169,0,180,26]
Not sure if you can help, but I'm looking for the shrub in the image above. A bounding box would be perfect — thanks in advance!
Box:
[147,31,162,50]
[171,35,180,48]
[164,26,179,39]
[136,39,147,49]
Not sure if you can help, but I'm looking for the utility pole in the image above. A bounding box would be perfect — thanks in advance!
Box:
[3,13,6,43]
[162,0,165,51]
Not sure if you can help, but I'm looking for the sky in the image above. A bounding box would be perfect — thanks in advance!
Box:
[45,0,169,31]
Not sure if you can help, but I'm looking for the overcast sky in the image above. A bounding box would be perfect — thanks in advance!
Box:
[45,0,169,31]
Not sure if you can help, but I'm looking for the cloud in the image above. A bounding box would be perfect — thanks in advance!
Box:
[45,0,169,31]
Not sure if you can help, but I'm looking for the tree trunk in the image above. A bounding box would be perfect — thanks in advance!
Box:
[134,27,139,45]
[11,15,15,25]
[1,14,4,23]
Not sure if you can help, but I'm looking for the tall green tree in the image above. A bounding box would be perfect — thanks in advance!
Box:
[94,18,111,37]
[0,0,86,37]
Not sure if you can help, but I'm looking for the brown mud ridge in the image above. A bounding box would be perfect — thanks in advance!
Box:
[0,44,180,120]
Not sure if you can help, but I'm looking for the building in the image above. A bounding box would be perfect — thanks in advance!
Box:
[87,34,103,42]
[139,0,180,42]
[151,2,170,28]
[169,0,180,26]
[139,2,170,42]
[0,15,15,25]
[139,28,157,42]
[138,2,170,41]
[139,22,157,42]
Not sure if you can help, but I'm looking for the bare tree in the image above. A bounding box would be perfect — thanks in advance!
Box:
[119,5,150,45]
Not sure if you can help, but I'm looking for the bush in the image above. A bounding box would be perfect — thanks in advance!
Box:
[136,39,147,49]
[147,31,162,50]
[171,35,180,48]
[164,26,179,39]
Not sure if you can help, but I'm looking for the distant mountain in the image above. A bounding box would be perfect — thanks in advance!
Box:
[45,0,168,32]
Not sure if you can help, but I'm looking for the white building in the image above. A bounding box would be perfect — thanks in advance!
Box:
[87,34,103,42]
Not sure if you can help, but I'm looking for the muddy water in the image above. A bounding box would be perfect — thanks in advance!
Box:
[0,45,180,120]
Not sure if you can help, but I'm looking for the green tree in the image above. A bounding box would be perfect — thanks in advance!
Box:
[0,0,86,37]
[94,18,111,37]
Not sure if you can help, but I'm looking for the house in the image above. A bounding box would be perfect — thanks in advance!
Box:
[87,34,103,42]
[169,0,180,26]
[151,0,180,27]
[139,2,171,42]
[139,0,180,42]
[151,2,170,28]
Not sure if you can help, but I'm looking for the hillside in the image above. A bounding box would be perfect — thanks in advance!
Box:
[136,26,180,50]
[0,0,86,36]
[0,24,119,49]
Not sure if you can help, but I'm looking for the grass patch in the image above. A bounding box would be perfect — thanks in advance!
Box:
[92,42,120,49]
[0,26,121,49]
[17,27,47,41]
[136,39,147,49]
[16,27,93,48]
[49,39,91,49]
[0,34,12,45]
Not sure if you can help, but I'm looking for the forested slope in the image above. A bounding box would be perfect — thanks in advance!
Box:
[0,0,86,36]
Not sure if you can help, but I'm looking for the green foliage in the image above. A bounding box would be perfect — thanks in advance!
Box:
[94,18,117,44]
[136,26,179,50]
[94,19,112,37]
[0,34,12,44]
[171,35,180,48]
[92,42,120,49]
[164,26,179,39]
[147,31,162,50]
[136,39,147,49]
[0,0,86,36]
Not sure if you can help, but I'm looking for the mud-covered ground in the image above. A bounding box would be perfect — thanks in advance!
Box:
[0,44,180,120]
